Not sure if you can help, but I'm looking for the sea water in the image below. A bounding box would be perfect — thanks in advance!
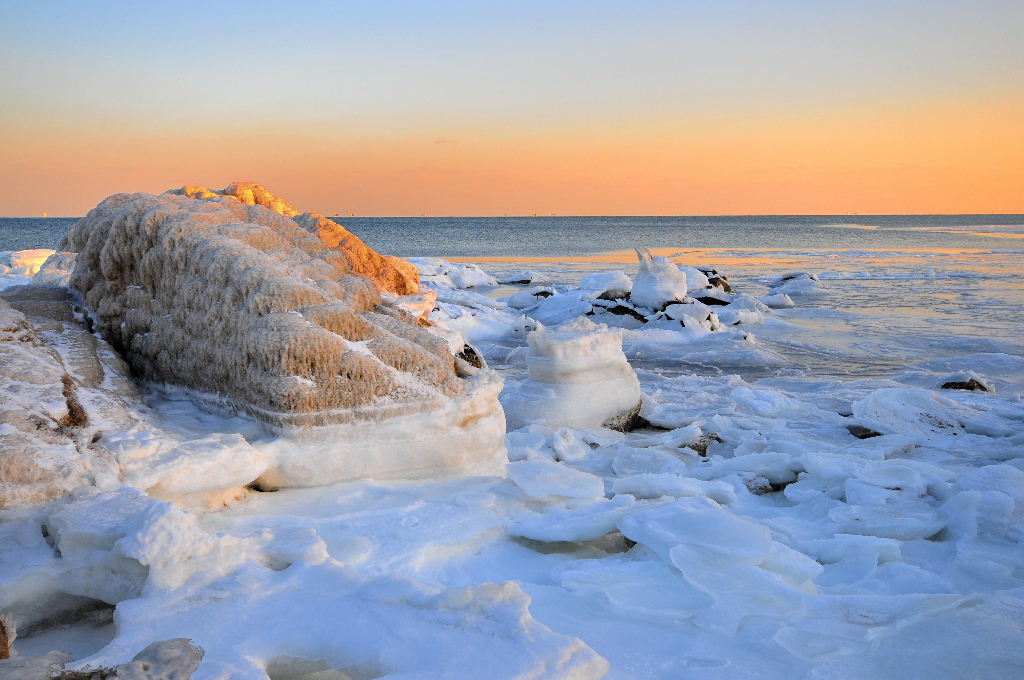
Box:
[3,214,1023,379]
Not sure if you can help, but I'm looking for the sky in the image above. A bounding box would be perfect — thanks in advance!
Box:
[1,0,1022,216]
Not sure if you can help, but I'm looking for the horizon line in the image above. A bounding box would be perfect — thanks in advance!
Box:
[4,212,1024,220]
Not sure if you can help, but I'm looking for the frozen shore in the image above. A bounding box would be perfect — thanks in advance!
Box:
[2,229,1024,678]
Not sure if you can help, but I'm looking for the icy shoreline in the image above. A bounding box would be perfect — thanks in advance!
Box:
[2,244,1024,679]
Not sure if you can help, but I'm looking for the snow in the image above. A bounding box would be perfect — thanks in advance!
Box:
[2,239,1024,679]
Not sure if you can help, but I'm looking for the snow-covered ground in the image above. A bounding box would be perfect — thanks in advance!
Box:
[2,246,1023,679]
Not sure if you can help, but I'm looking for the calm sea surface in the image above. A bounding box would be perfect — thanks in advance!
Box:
[2,215,1023,256]
[2,214,1023,380]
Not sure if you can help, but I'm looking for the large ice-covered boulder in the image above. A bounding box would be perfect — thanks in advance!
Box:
[61,183,506,486]
[502,317,643,431]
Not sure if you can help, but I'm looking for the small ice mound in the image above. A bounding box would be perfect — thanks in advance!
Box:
[578,270,632,300]
[767,272,827,297]
[527,293,594,326]
[630,248,688,310]
[852,388,966,442]
[62,184,506,486]
[761,293,795,308]
[46,488,257,601]
[409,257,498,289]
[501,317,643,431]
[680,265,710,291]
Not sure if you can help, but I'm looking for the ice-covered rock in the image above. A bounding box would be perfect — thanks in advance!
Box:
[663,301,726,332]
[761,293,795,308]
[767,272,827,297]
[578,271,632,300]
[679,265,710,291]
[381,288,437,322]
[630,248,688,310]
[61,183,506,485]
[852,388,967,442]
[526,293,593,325]
[502,317,643,430]
[940,370,993,393]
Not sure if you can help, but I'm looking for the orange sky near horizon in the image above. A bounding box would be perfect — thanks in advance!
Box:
[4,94,1021,217]
[3,2,1023,217]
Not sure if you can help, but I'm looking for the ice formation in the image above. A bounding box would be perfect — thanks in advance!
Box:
[60,183,506,485]
[4,234,1024,678]
[502,317,643,430]
[629,248,688,310]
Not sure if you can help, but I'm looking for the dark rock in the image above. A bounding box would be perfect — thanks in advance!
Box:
[0,614,10,660]
[694,296,730,306]
[456,344,485,369]
[848,425,883,439]
[532,290,553,298]
[687,432,723,456]
[595,305,648,323]
[745,476,792,495]
[602,402,647,432]
[941,379,990,393]
[708,277,732,292]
